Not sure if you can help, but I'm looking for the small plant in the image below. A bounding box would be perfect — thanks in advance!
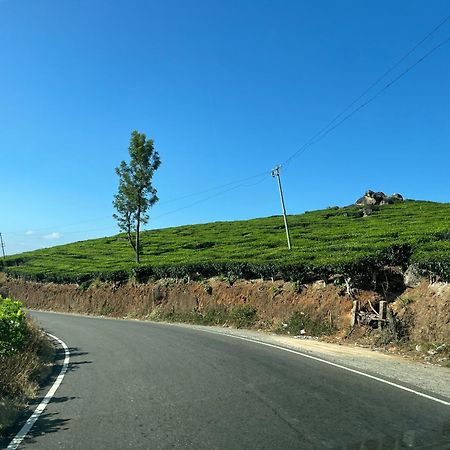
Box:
[78,280,91,291]
[397,296,414,308]
[292,280,304,294]
[230,305,258,328]
[279,310,336,336]
[272,285,283,297]
[201,281,213,295]
[219,272,238,286]
[100,304,115,316]
[200,308,227,325]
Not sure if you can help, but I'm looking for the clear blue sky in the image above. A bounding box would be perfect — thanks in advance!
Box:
[1,0,449,255]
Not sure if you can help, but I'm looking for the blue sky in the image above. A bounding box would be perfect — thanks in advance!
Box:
[1,0,449,255]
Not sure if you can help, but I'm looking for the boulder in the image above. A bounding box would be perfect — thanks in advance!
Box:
[403,265,422,288]
[355,190,404,207]
[356,195,377,206]
[389,193,404,202]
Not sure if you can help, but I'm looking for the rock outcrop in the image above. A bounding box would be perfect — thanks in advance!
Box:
[356,190,404,207]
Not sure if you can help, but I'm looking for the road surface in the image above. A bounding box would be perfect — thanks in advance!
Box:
[4,311,450,449]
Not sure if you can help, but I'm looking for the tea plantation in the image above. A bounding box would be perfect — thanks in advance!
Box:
[1,200,449,284]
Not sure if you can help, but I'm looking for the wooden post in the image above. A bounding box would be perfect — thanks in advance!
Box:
[351,300,358,327]
[378,301,387,329]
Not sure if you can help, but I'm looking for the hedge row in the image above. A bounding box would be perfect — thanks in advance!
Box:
[416,259,450,282]
[0,244,421,287]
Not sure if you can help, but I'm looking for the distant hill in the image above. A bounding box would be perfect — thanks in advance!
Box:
[1,200,449,284]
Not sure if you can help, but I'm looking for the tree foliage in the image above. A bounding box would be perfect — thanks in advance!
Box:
[113,131,161,263]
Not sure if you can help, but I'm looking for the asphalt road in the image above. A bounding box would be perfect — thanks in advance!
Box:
[5,311,450,449]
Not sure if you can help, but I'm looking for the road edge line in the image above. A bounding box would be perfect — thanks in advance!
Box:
[196,327,450,407]
[7,333,70,450]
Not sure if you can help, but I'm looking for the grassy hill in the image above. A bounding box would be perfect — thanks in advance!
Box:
[2,200,450,284]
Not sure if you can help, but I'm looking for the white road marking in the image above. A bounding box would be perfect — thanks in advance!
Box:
[7,333,70,450]
[197,327,450,407]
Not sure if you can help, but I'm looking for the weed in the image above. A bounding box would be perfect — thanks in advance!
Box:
[271,285,283,297]
[230,305,258,328]
[291,280,304,294]
[219,272,239,286]
[397,296,414,308]
[278,311,336,336]
[201,281,213,295]
[100,305,115,316]
[78,280,91,291]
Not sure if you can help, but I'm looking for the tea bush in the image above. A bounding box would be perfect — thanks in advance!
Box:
[1,201,449,284]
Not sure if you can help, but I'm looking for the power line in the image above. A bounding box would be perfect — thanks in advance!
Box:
[2,171,269,236]
[283,15,450,167]
[285,34,450,161]
[147,173,269,224]
[2,175,270,239]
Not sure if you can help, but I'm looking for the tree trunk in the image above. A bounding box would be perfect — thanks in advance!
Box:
[127,230,136,253]
[126,214,136,253]
[135,204,141,264]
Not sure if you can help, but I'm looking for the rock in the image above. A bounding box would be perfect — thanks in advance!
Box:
[371,191,386,203]
[390,193,404,202]
[312,280,326,290]
[403,265,422,288]
[356,195,377,206]
[362,207,373,217]
[355,190,404,207]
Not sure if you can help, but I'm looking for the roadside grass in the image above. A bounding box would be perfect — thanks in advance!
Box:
[1,200,449,283]
[150,304,258,329]
[275,310,337,337]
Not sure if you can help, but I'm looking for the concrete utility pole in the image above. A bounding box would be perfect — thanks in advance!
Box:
[0,232,5,259]
[271,165,292,250]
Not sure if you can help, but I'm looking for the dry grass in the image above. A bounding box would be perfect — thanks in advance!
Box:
[0,318,54,437]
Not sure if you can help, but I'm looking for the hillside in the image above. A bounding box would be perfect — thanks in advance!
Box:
[2,200,450,284]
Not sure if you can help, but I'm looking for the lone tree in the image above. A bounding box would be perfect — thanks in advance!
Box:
[113,130,161,263]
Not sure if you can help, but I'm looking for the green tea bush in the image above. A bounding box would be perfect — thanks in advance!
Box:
[2,201,449,285]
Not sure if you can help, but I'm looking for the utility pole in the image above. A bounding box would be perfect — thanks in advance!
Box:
[0,232,5,259]
[271,165,292,250]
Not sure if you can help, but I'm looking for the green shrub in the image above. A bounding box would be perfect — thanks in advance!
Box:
[0,296,28,355]
[230,305,258,328]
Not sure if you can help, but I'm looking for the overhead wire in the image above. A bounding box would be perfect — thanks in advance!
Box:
[282,14,450,168]
[282,34,450,165]
[2,171,270,236]
[2,174,270,239]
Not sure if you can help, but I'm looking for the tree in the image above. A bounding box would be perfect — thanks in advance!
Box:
[113,130,161,263]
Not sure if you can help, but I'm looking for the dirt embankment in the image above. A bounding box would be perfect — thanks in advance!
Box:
[0,273,448,359]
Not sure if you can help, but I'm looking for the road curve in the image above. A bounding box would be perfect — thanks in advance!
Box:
[6,311,450,449]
